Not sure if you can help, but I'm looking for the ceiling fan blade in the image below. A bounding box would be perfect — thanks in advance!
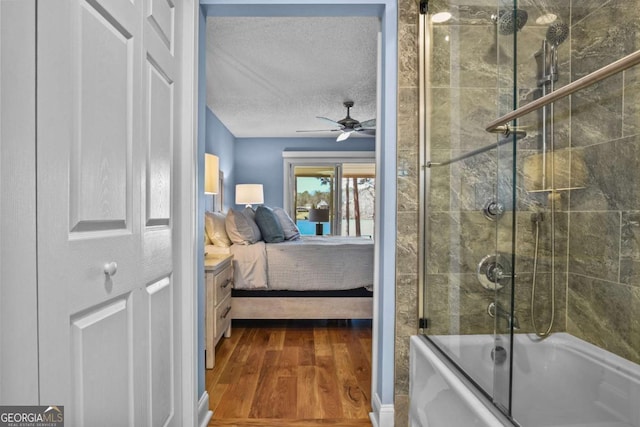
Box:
[316,116,343,127]
[337,130,354,142]
[356,128,376,136]
[358,118,376,129]
[296,129,341,133]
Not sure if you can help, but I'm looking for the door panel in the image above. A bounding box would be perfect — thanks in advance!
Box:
[71,1,133,232]
[145,57,173,227]
[147,277,174,427]
[147,0,174,50]
[71,296,133,426]
[141,0,175,286]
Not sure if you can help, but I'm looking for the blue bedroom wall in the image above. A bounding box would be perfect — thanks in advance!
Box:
[234,137,375,209]
[205,107,236,212]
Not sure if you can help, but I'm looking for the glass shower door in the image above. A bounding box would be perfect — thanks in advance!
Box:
[422,0,640,425]
[419,0,520,418]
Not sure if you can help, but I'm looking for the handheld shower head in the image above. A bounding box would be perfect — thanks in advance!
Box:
[546,22,569,46]
[495,9,529,35]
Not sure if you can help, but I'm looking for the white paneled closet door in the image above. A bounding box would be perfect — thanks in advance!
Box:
[37,0,182,425]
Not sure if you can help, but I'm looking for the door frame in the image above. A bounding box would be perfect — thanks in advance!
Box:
[177,1,203,425]
[197,1,397,425]
[0,0,39,405]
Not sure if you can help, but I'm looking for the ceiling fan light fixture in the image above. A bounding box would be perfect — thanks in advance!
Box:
[337,131,352,142]
[431,12,452,23]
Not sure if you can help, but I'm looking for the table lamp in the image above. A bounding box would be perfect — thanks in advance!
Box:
[308,208,329,235]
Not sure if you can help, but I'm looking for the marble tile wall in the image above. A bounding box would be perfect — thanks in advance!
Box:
[395,1,419,425]
[565,0,640,365]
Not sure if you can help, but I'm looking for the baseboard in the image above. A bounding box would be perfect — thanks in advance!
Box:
[369,392,394,427]
[198,391,213,427]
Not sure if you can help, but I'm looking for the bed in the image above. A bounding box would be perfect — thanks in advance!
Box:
[206,235,374,319]
[205,236,374,320]
[204,207,374,319]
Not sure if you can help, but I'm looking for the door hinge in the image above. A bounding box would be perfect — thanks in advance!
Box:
[419,318,428,329]
[419,0,429,15]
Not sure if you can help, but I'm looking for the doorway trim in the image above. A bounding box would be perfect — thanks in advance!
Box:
[197,1,397,425]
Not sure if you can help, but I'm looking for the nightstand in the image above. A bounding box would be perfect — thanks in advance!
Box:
[205,254,233,369]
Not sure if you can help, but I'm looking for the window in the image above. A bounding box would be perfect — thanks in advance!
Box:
[283,152,375,237]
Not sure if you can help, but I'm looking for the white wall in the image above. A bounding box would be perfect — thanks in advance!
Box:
[0,0,39,404]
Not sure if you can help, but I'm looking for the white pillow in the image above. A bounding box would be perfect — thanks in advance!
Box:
[273,207,300,240]
[225,208,262,245]
[204,211,232,247]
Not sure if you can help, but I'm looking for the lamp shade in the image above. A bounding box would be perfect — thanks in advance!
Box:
[204,154,219,194]
[235,184,264,206]
[308,208,330,223]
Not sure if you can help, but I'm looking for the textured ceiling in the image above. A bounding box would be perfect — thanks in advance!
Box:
[205,16,379,139]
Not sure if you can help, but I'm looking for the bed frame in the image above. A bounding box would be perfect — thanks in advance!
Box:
[231,289,373,319]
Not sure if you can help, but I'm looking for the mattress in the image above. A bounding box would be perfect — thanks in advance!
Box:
[265,236,373,291]
[207,236,374,291]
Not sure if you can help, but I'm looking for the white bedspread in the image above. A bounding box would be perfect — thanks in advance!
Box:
[212,236,374,291]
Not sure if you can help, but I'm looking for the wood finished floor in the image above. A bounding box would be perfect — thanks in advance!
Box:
[206,319,373,427]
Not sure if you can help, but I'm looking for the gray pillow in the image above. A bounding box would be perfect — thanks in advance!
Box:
[225,208,262,245]
[243,206,256,221]
[254,206,285,243]
[272,207,300,240]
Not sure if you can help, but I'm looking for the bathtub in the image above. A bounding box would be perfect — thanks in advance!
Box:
[410,333,640,427]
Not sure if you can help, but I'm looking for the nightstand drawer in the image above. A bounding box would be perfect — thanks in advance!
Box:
[213,263,233,305]
[214,293,232,339]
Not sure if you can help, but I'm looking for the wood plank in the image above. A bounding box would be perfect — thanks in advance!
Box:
[333,343,370,419]
[248,350,282,418]
[266,327,286,351]
[296,365,321,419]
[313,327,332,358]
[346,334,372,383]
[213,372,261,418]
[206,326,246,390]
[209,383,229,415]
[316,356,344,419]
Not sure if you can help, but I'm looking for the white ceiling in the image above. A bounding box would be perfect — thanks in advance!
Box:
[205,16,380,139]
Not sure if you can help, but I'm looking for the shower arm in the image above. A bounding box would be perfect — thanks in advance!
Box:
[485,49,640,133]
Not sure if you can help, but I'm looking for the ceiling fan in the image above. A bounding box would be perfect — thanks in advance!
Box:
[297,101,376,142]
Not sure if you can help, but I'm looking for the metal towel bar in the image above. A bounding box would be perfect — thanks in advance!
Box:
[485,49,640,133]
[426,132,525,168]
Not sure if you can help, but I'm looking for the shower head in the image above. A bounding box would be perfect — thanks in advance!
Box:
[496,9,529,35]
[546,21,569,46]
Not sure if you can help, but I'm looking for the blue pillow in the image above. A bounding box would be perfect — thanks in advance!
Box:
[254,206,285,243]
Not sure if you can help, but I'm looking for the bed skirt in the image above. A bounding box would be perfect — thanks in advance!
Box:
[231,287,373,320]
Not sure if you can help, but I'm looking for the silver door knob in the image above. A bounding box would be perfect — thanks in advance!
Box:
[103,262,118,276]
